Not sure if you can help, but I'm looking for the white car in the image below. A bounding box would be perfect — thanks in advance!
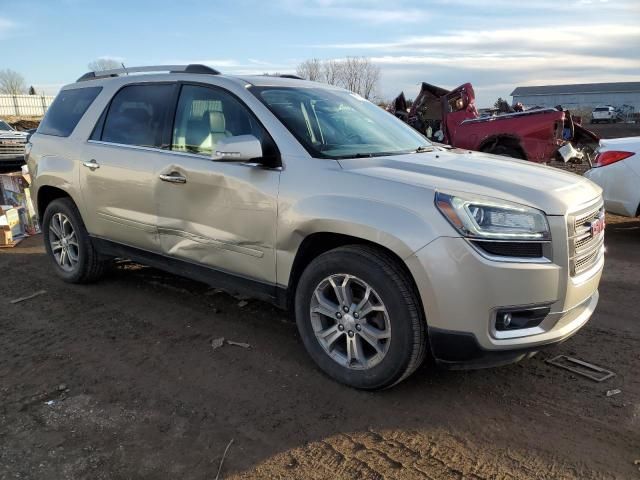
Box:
[591,106,618,124]
[585,137,640,217]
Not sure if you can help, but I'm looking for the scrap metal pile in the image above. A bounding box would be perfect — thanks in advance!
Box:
[388,82,600,164]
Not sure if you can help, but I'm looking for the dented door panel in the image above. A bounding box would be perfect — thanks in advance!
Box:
[154,153,280,284]
[80,141,166,252]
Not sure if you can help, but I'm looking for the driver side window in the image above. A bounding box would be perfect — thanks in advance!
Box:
[172,85,263,156]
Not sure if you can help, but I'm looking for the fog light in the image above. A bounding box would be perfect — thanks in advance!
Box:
[495,306,550,331]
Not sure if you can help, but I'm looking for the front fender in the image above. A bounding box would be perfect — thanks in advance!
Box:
[276,194,440,286]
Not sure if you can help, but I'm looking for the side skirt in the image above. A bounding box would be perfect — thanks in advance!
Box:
[91,237,288,309]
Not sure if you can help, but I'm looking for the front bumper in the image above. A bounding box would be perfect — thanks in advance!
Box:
[428,291,598,368]
[405,234,603,366]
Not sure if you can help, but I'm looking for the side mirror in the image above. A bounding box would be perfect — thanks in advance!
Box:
[212,135,263,162]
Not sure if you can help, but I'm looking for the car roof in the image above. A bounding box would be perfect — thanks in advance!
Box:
[61,65,342,92]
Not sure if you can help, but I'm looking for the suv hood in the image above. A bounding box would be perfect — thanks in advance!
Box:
[338,148,601,215]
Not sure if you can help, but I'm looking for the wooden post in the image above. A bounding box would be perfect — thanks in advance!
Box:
[12,95,20,116]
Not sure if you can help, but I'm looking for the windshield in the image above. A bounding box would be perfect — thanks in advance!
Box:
[251,86,430,158]
[0,120,13,131]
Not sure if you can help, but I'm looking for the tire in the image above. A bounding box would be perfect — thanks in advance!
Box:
[294,245,427,390]
[487,144,525,160]
[42,197,107,283]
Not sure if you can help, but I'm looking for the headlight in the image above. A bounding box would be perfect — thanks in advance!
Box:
[435,192,550,241]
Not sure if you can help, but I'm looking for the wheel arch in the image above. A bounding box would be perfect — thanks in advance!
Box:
[479,134,527,159]
[285,232,425,319]
[36,185,79,223]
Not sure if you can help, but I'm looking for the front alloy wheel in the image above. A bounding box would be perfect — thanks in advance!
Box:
[311,274,391,370]
[295,245,427,390]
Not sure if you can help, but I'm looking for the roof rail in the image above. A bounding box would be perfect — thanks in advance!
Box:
[76,64,221,82]
[279,74,304,80]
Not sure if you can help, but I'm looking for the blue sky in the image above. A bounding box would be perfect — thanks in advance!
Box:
[1,0,639,106]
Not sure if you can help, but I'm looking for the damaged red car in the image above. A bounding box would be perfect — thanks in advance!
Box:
[388,82,599,164]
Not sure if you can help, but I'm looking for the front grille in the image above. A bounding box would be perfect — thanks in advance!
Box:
[0,139,26,156]
[568,202,605,276]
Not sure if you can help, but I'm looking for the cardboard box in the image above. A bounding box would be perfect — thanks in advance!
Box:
[0,206,20,230]
[0,172,39,234]
[0,227,14,245]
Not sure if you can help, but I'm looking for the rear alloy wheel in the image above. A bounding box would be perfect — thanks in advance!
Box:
[43,198,107,283]
[295,245,427,390]
[48,212,79,272]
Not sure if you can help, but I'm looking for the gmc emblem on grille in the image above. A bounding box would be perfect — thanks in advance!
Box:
[590,217,605,236]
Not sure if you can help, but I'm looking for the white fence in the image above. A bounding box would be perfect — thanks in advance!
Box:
[0,94,55,117]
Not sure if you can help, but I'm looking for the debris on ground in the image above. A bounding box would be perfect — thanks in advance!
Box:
[211,338,251,351]
[546,355,615,382]
[237,300,249,308]
[606,389,622,397]
[45,400,56,406]
[9,289,47,304]
[211,337,225,351]
[215,438,235,480]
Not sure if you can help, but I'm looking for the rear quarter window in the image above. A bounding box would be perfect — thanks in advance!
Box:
[38,87,102,137]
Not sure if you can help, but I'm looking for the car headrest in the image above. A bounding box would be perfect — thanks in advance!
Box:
[208,111,226,133]
[122,107,151,124]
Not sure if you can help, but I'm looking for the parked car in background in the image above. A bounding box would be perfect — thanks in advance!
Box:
[585,137,640,217]
[28,65,604,389]
[591,106,618,124]
[0,120,28,167]
[388,82,600,164]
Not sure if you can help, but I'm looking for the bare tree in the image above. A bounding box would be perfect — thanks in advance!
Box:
[322,59,342,86]
[88,58,122,72]
[295,58,323,82]
[0,69,27,95]
[359,58,380,100]
[294,57,380,99]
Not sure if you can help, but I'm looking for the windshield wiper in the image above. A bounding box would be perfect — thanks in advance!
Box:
[413,145,435,153]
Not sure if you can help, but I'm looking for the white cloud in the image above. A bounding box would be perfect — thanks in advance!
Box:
[369,53,640,72]
[0,17,16,38]
[275,0,430,23]
[308,21,640,105]
[319,24,640,57]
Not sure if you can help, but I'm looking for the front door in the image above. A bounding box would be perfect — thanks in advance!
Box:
[155,84,280,285]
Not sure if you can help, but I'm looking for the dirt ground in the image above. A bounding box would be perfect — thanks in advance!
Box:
[586,122,640,139]
[0,213,638,480]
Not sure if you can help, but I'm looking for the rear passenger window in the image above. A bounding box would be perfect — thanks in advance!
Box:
[100,84,174,148]
[38,87,102,137]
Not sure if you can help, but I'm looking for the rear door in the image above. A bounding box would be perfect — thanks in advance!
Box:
[80,83,177,251]
[154,83,280,285]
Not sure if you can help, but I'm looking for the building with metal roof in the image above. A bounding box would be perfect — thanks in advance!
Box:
[510,82,640,111]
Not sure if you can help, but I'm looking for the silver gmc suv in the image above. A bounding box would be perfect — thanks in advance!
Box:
[27,65,605,389]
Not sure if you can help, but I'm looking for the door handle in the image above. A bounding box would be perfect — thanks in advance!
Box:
[159,173,187,184]
[82,159,100,170]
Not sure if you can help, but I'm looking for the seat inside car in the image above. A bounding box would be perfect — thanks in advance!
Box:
[184,110,230,154]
